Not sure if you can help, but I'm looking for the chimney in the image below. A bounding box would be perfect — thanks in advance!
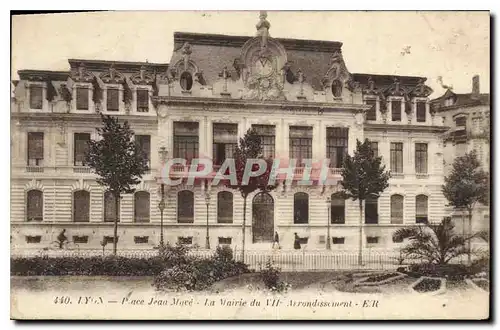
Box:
[472,75,480,98]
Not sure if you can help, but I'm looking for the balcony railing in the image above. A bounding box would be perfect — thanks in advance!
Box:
[391,173,405,179]
[73,166,92,174]
[416,173,429,179]
[26,166,44,173]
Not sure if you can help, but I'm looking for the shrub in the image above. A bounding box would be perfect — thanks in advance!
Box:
[409,263,470,280]
[260,259,290,293]
[152,246,250,292]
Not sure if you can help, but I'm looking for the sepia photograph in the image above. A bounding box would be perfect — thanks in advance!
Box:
[10,10,491,320]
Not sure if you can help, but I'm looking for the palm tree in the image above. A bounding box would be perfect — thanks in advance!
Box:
[392,217,478,265]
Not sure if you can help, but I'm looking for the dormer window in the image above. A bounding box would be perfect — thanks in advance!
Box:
[106,88,119,111]
[76,87,89,110]
[455,116,467,128]
[416,101,426,123]
[136,89,149,112]
[29,86,43,110]
[331,80,342,98]
[391,100,402,122]
[180,71,193,91]
[365,99,377,121]
[445,97,454,107]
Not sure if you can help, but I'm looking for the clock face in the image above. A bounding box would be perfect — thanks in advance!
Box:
[254,57,274,77]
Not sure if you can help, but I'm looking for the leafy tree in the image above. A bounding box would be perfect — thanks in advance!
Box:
[442,150,489,263]
[224,128,277,262]
[392,217,478,265]
[85,115,149,255]
[340,139,390,265]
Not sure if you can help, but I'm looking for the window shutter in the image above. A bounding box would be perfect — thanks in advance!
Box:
[134,192,150,222]
[107,88,119,111]
[30,86,43,109]
[76,87,89,110]
[74,133,90,165]
[416,102,426,122]
[27,190,43,221]
[136,89,149,112]
[74,190,90,222]
[390,195,404,224]
[178,191,194,223]
[416,195,428,216]
[28,132,44,160]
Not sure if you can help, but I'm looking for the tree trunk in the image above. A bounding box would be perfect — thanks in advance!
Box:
[113,193,120,256]
[358,199,364,266]
[468,208,473,265]
[242,196,247,263]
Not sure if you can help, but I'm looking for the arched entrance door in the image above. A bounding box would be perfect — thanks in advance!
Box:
[252,192,274,243]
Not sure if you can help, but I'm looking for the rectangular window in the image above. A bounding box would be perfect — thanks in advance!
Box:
[134,236,149,244]
[73,236,89,244]
[27,132,44,166]
[370,141,378,158]
[253,125,276,158]
[365,99,377,121]
[136,89,149,112]
[416,195,428,224]
[332,237,345,244]
[103,236,118,244]
[455,116,467,128]
[135,135,151,166]
[392,236,403,243]
[415,143,428,174]
[390,142,403,173]
[74,133,91,166]
[106,88,119,111]
[218,237,232,245]
[178,237,193,245]
[416,102,426,122]
[366,236,379,244]
[326,127,349,168]
[30,86,43,109]
[318,235,326,244]
[76,87,89,110]
[298,237,309,245]
[173,122,199,162]
[213,123,238,166]
[26,235,42,244]
[290,126,312,166]
[391,100,402,121]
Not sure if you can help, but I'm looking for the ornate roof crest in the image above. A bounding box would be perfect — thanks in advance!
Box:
[410,78,433,97]
[71,62,94,83]
[383,77,407,97]
[130,65,155,85]
[99,64,125,84]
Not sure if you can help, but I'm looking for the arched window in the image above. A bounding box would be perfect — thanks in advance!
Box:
[134,191,150,223]
[178,190,194,223]
[104,191,119,223]
[415,195,428,224]
[365,195,379,224]
[180,72,193,91]
[27,190,43,221]
[390,194,404,224]
[294,192,309,224]
[73,190,90,222]
[331,80,342,97]
[217,191,233,223]
[331,193,345,224]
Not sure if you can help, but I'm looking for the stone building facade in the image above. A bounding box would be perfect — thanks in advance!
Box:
[11,13,449,252]
[430,76,490,237]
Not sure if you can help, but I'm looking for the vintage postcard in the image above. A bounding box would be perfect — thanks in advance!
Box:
[10,11,490,320]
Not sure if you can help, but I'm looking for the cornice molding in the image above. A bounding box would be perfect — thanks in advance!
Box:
[152,96,370,113]
[364,123,450,133]
[11,112,158,124]
[173,32,343,52]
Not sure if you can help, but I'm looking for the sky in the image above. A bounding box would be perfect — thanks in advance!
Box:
[11,11,490,98]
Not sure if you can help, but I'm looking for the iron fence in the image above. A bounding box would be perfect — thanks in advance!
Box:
[10,248,436,271]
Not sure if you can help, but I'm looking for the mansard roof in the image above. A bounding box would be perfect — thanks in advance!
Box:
[430,88,490,112]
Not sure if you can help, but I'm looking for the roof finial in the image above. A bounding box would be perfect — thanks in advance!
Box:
[256,10,270,52]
